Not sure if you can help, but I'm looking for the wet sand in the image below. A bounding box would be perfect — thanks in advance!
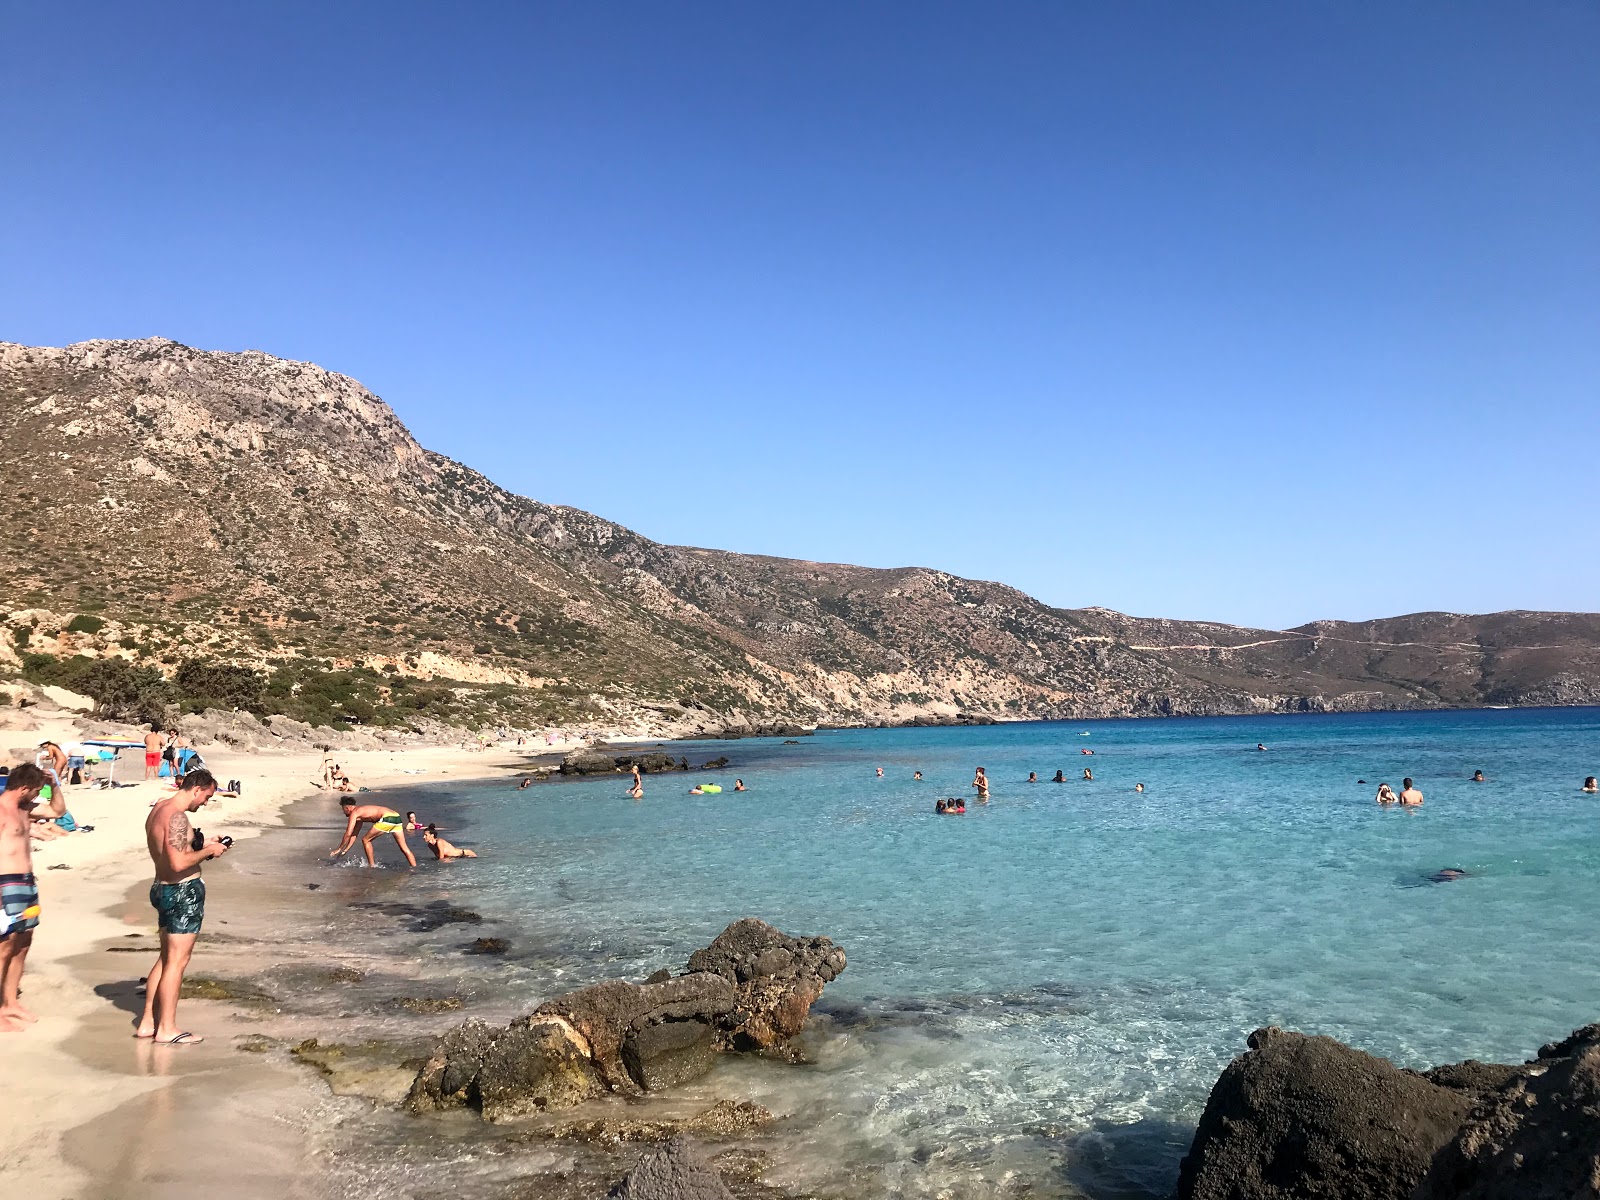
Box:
[14,778,801,1200]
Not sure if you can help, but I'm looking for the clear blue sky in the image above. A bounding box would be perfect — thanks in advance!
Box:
[4,3,1596,629]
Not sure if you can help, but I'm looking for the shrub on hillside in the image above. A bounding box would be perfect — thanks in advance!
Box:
[66,614,107,635]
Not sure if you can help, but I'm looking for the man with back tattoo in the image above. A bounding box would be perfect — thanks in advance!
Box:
[138,769,228,1044]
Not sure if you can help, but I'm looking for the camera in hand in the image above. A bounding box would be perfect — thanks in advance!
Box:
[218,835,234,848]
[191,829,233,850]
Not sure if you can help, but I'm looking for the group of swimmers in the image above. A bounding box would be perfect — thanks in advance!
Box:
[329,802,480,866]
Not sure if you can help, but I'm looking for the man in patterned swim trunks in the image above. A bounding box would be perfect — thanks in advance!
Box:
[1,764,48,1034]
[137,769,229,1045]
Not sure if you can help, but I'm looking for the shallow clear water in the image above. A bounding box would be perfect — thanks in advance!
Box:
[433,709,1600,1198]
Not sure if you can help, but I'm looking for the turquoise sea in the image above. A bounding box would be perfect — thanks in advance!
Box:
[420,708,1600,1198]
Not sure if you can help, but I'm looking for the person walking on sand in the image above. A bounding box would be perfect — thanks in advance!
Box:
[1,765,48,1033]
[143,724,165,781]
[330,800,417,867]
[137,769,229,1044]
[972,767,989,802]
[1399,778,1424,807]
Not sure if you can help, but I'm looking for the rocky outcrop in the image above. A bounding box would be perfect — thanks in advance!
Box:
[685,917,848,1052]
[1415,1024,1600,1200]
[1176,1027,1478,1200]
[561,748,685,775]
[1179,1024,1600,1200]
[608,1136,734,1200]
[407,919,845,1121]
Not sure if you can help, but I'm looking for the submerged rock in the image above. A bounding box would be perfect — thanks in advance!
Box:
[608,1136,735,1200]
[407,919,846,1121]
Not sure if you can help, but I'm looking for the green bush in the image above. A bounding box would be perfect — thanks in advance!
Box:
[66,614,107,635]
[174,659,267,713]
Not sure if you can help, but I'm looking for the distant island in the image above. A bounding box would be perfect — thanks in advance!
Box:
[3,337,1598,736]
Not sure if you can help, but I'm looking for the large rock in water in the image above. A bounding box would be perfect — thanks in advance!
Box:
[1415,1024,1600,1200]
[407,918,845,1121]
[1174,1027,1481,1200]
[686,917,848,1051]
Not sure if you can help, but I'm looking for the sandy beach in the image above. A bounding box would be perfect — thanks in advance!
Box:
[0,701,577,1199]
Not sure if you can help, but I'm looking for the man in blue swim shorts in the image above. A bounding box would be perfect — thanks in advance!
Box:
[1,764,48,1033]
[138,769,229,1045]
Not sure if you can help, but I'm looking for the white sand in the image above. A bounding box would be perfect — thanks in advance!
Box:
[0,708,576,1196]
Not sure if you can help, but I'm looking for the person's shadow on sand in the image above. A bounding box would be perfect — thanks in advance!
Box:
[93,978,146,1019]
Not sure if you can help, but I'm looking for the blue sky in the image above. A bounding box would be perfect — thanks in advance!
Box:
[4,2,1596,629]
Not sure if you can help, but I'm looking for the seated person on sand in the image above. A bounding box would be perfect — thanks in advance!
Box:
[1585,777,1599,794]
[330,800,417,867]
[422,824,477,860]
[1375,783,1398,805]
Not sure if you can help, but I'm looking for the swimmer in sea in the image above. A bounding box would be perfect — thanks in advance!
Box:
[1051,770,1065,783]
[517,778,532,790]
[876,767,884,778]
[1471,770,1486,782]
[629,765,644,799]
[1428,868,1467,883]
[1081,748,1093,756]
[733,779,746,792]
[1585,777,1599,794]
[1257,744,1267,751]
[423,824,477,860]
[1399,778,1424,807]
[935,799,947,814]
[405,811,424,831]
[1027,772,1037,783]
[1134,783,1144,793]
[913,771,923,781]
[972,767,989,802]
[1375,783,1398,805]
[1082,768,1093,781]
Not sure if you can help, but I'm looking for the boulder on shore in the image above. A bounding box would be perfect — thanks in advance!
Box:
[407,918,845,1121]
[1175,1027,1484,1200]
[1415,1024,1600,1200]
[1177,1023,1600,1200]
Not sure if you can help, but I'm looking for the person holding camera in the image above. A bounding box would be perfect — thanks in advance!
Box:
[137,769,229,1045]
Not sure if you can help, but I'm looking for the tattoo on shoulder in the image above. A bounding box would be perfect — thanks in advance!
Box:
[167,810,191,851]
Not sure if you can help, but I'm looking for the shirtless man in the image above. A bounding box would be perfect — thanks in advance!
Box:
[422,824,477,860]
[330,800,417,867]
[138,769,228,1044]
[1399,778,1424,807]
[143,724,165,781]
[1,766,47,1033]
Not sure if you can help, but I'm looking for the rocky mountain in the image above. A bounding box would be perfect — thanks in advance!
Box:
[3,337,1598,734]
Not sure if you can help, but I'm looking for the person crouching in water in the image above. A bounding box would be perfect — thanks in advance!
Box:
[330,800,417,867]
[423,824,477,860]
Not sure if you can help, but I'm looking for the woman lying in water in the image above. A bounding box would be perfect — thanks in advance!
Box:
[423,824,478,860]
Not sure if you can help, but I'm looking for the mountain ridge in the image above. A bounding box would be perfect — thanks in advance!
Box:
[3,336,1597,734]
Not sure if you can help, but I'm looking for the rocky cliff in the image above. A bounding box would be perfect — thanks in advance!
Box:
[3,337,1598,732]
